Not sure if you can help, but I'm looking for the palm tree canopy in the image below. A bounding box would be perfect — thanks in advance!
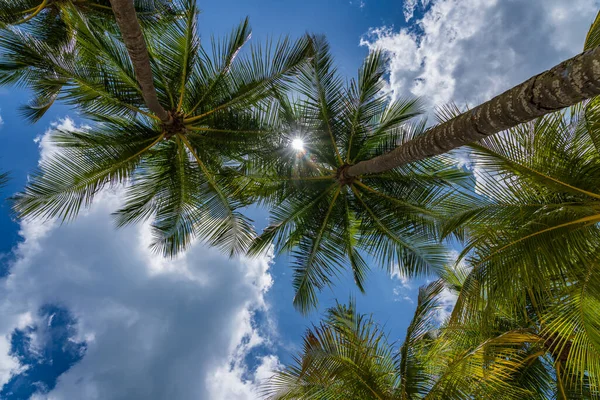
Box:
[247,37,469,313]
[8,1,313,257]
[263,279,576,399]
[262,299,401,399]
[438,102,600,394]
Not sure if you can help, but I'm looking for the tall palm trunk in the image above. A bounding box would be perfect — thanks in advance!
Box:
[346,46,600,177]
[109,0,171,123]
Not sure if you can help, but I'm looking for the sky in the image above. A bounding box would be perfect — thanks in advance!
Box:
[0,0,598,399]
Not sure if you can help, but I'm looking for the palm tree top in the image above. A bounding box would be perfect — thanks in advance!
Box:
[8,1,313,257]
[247,37,470,313]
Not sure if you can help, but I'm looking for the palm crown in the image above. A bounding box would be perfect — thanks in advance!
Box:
[263,279,579,399]
[248,38,469,313]
[8,0,313,256]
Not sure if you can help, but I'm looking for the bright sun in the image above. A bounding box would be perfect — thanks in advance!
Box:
[291,138,305,151]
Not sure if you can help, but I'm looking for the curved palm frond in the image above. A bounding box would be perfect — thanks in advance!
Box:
[0,171,8,189]
[0,0,177,49]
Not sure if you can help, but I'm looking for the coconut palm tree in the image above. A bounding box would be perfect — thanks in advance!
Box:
[437,101,600,395]
[247,37,469,313]
[250,12,600,312]
[262,279,579,399]
[417,23,600,396]
[0,0,179,122]
[8,1,313,256]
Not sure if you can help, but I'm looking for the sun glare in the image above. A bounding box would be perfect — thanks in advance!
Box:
[291,138,305,152]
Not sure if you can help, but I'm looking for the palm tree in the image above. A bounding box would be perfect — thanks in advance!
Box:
[8,1,313,256]
[262,279,577,399]
[439,101,600,394]
[248,38,469,313]
[341,11,600,177]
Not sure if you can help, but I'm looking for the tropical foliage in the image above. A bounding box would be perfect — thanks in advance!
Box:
[6,0,312,256]
[248,37,469,313]
[264,13,600,399]
[435,101,600,396]
[0,1,599,396]
[0,0,174,48]
[265,275,599,399]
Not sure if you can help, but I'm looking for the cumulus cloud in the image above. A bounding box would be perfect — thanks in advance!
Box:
[0,121,279,399]
[362,0,599,110]
[402,0,432,22]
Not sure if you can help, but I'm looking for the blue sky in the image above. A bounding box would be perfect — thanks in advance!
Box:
[0,0,597,399]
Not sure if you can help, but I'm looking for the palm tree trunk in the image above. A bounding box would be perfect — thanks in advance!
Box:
[346,46,600,177]
[109,0,171,123]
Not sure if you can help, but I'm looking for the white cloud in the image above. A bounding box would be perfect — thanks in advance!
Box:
[390,269,411,289]
[0,123,280,399]
[362,0,599,111]
[433,287,457,324]
[350,0,366,9]
[33,117,88,166]
[391,269,415,303]
[402,0,432,22]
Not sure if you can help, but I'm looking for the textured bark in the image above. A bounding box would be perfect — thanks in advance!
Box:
[347,45,600,177]
[109,0,171,122]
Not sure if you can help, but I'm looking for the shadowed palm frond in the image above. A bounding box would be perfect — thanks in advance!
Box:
[0,0,178,49]
[0,171,8,189]
[262,300,399,400]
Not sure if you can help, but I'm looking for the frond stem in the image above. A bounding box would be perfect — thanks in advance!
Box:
[87,3,113,11]
[246,174,336,182]
[176,5,196,112]
[14,0,48,24]
[471,143,600,200]
[178,134,233,218]
[185,126,265,135]
[354,180,436,216]
[556,361,568,400]
[293,186,341,307]
[478,213,600,265]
